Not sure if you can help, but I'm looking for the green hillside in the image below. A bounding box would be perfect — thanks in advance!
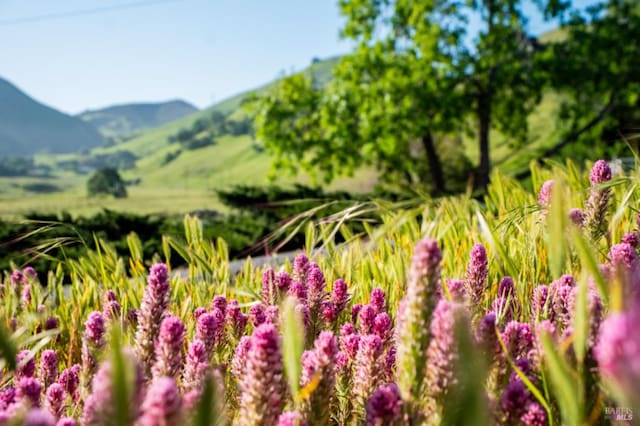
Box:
[0,77,104,157]
[78,100,198,138]
[0,54,561,218]
[0,57,361,217]
[96,56,341,158]
[100,56,368,190]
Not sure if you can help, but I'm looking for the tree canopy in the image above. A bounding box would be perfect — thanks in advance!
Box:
[87,167,128,198]
[250,0,640,195]
[539,0,640,160]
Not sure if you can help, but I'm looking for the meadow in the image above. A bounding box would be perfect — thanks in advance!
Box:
[0,158,638,425]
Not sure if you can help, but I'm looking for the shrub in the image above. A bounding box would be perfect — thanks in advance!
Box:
[87,167,127,198]
[162,150,182,165]
[21,183,61,193]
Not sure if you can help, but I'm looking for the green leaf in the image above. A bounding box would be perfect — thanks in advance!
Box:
[0,324,17,371]
[110,325,132,426]
[167,238,191,267]
[497,329,553,423]
[476,210,517,278]
[305,222,317,253]
[280,296,305,404]
[162,235,172,266]
[541,332,582,426]
[570,227,608,305]
[442,315,489,426]
[126,232,143,263]
[572,273,589,364]
[193,374,224,426]
[547,176,568,278]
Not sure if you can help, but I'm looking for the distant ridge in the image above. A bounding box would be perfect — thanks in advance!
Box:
[0,77,104,157]
[78,100,198,138]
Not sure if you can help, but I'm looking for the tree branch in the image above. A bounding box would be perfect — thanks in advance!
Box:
[515,90,619,180]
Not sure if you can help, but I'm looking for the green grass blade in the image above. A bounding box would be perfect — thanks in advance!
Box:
[476,210,517,278]
[126,232,143,263]
[0,324,16,371]
[547,176,568,278]
[110,325,132,426]
[570,227,608,304]
[442,318,489,426]
[497,330,553,423]
[192,374,224,426]
[541,332,581,426]
[572,273,589,365]
[280,296,305,404]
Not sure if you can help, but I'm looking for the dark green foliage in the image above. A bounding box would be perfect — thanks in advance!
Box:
[192,118,210,134]
[93,151,138,170]
[56,151,138,174]
[87,168,128,198]
[162,213,271,257]
[0,157,51,178]
[175,128,195,142]
[168,110,252,151]
[0,184,385,283]
[172,127,215,150]
[0,210,166,282]
[438,138,475,194]
[21,183,61,193]
[215,184,373,254]
[209,111,227,133]
[225,117,252,136]
[542,0,640,161]
[87,151,138,170]
[162,150,182,165]
[183,137,215,150]
[0,157,36,177]
[217,184,359,215]
[250,0,555,194]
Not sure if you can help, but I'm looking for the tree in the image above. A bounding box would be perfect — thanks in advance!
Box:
[87,167,128,198]
[250,39,466,195]
[251,0,555,193]
[533,0,640,162]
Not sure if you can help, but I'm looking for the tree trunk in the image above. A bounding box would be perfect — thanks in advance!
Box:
[475,0,495,191]
[421,132,446,196]
[476,92,492,190]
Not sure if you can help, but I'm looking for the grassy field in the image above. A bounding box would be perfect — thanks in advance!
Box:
[0,185,219,219]
[0,133,375,219]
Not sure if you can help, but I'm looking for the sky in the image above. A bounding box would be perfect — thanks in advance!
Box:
[0,0,597,115]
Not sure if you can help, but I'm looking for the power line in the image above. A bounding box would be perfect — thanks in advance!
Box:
[0,0,183,26]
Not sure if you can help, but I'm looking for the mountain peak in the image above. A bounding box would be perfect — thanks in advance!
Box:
[0,77,104,157]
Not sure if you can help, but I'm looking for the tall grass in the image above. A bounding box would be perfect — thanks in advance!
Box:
[0,158,638,424]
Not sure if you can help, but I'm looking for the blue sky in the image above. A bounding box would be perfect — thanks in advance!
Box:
[0,0,596,114]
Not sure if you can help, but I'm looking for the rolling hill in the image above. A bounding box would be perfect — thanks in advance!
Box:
[0,54,560,217]
[78,100,198,138]
[104,52,561,192]
[0,77,104,157]
[0,57,359,217]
